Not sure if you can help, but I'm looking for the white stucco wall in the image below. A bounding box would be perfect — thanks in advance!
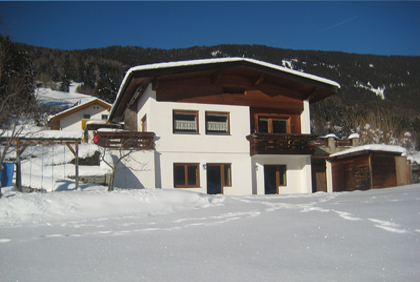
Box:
[112,149,156,189]
[252,155,313,194]
[59,104,109,131]
[131,84,314,195]
[157,152,252,195]
[134,85,253,195]
[301,100,311,134]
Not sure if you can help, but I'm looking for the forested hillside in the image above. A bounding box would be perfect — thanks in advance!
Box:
[16,43,420,149]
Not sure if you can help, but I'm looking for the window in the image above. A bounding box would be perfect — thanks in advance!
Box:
[173,110,199,133]
[206,112,230,134]
[102,114,108,120]
[257,116,289,133]
[83,114,91,119]
[223,164,232,186]
[174,163,200,188]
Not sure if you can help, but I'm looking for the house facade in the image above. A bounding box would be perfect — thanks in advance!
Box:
[49,98,112,131]
[108,58,340,195]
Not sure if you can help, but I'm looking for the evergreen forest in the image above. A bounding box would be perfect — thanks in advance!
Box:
[14,42,420,150]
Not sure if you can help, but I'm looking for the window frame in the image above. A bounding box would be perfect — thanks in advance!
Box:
[173,163,200,188]
[173,110,199,134]
[101,114,108,120]
[222,163,232,187]
[255,114,291,134]
[205,111,230,135]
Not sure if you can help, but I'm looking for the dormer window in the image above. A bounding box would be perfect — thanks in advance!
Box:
[173,110,199,133]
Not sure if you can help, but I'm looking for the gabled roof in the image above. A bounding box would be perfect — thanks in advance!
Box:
[110,57,340,121]
[48,98,112,122]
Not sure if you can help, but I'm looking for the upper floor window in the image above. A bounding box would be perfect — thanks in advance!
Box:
[173,110,199,133]
[102,114,108,120]
[83,114,91,119]
[205,112,230,134]
[257,115,289,134]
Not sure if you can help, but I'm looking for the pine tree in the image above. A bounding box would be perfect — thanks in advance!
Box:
[59,53,71,92]
[95,76,117,103]
[0,36,40,197]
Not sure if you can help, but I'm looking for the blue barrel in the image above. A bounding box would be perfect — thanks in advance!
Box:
[1,162,14,187]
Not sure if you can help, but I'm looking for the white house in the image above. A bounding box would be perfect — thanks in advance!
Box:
[49,98,112,131]
[106,58,340,195]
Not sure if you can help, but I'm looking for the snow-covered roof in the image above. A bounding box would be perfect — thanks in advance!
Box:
[48,98,112,121]
[348,133,360,139]
[110,57,341,120]
[85,120,109,126]
[330,144,408,158]
[320,133,340,139]
[1,129,84,141]
[124,57,341,88]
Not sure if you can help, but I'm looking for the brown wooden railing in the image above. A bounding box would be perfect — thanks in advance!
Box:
[246,133,317,156]
[96,131,155,150]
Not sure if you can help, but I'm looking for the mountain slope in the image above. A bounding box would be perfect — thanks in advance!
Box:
[17,43,420,148]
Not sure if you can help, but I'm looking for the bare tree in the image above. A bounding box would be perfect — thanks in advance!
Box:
[0,36,42,197]
[95,130,153,191]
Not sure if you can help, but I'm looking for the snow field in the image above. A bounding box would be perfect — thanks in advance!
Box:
[1,184,419,281]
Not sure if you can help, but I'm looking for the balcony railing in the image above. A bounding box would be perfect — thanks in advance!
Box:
[96,131,155,150]
[246,133,317,156]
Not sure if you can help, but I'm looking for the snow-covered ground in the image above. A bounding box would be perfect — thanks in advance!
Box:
[36,82,96,109]
[1,184,419,281]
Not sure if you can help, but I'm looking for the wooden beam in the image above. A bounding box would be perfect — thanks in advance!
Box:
[15,139,22,192]
[256,81,307,101]
[217,74,255,87]
[152,77,160,90]
[211,70,222,84]
[254,73,265,86]
[64,141,80,190]
[65,143,77,156]
[305,88,319,101]
[75,142,79,190]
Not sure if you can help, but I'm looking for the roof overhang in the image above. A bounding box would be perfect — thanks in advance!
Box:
[109,57,340,121]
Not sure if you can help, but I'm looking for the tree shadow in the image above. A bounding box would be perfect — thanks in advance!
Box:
[54,179,97,191]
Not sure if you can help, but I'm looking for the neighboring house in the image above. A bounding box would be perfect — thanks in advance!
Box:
[49,98,112,130]
[107,57,340,195]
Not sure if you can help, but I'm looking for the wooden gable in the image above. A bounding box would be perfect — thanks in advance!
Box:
[153,67,307,112]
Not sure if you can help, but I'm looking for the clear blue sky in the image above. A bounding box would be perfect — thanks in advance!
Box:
[1,1,419,56]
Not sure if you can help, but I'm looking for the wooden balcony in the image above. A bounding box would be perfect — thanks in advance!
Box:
[246,133,317,156]
[96,131,155,150]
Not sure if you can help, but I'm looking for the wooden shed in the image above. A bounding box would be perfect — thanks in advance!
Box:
[327,145,410,192]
